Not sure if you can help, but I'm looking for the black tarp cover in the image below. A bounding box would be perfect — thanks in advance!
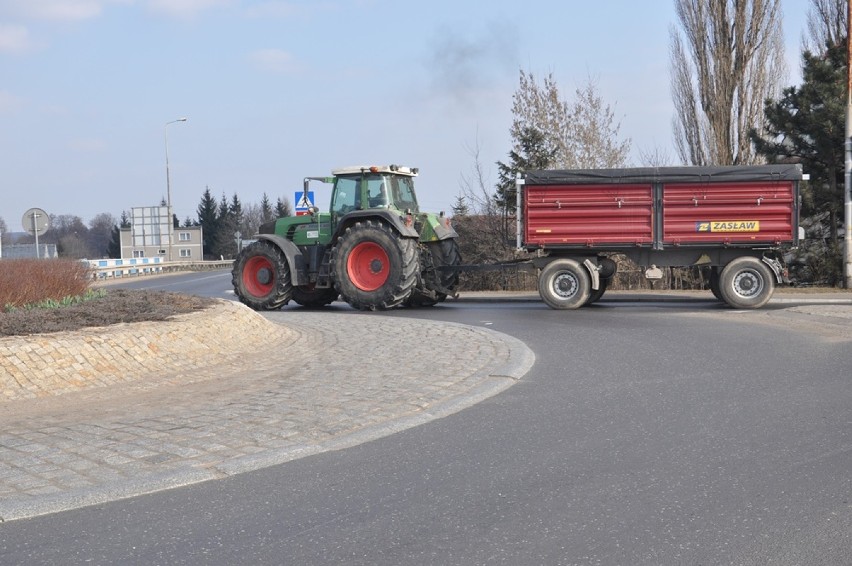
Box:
[524,164,802,186]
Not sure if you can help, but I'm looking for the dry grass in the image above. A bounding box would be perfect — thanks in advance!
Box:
[0,259,91,308]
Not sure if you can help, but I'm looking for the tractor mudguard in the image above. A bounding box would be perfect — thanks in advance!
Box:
[332,209,419,241]
[414,212,458,243]
[255,234,309,286]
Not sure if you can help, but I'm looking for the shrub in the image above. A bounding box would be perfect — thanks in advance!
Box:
[0,259,92,310]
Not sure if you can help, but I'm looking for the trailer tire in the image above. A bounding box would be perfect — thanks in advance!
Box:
[584,279,608,306]
[331,220,419,310]
[232,240,293,310]
[538,259,591,310]
[292,285,338,308]
[429,238,461,301]
[718,257,775,309]
[709,267,722,300]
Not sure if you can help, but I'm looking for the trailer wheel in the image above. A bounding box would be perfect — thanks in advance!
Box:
[538,259,590,310]
[409,238,462,307]
[431,238,461,301]
[292,285,338,308]
[709,267,722,300]
[232,240,293,310]
[584,279,608,306]
[331,220,419,310]
[718,257,775,309]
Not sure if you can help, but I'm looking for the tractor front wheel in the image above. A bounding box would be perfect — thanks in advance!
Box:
[331,220,419,310]
[231,240,293,310]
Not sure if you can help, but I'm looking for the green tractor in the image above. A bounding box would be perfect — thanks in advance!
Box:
[232,165,461,311]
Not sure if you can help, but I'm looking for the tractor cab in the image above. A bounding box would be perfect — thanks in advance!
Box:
[330,165,420,223]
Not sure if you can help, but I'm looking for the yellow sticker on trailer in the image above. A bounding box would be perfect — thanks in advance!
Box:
[696,221,760,233]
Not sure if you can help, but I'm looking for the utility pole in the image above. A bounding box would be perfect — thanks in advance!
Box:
[846,0,852,288]
[165,117,187,263]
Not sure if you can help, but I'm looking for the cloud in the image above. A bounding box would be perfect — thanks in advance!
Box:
[145,0,232,19]
[248,48,299,74]
[0,0,114,22]
[0,24,33,53]
[243,1,334,19]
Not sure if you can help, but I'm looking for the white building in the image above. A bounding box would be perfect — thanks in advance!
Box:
[119,206,203,261]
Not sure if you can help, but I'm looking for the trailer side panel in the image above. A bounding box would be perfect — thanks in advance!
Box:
[662,180,796,246]
[524,184,654,247]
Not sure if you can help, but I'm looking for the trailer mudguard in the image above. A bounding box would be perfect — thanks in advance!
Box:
[255,234,309,286]
[762,256,787,284]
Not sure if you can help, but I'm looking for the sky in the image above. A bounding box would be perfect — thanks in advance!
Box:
[0,0,812,230]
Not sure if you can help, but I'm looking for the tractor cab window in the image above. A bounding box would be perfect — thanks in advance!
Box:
[389,175,419,213]
[367,176,389,208]
[332,176,360,215]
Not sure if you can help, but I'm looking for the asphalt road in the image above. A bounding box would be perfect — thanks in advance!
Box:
[2,271,851,564]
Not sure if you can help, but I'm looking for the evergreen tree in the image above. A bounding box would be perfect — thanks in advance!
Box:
[107,225,122,258]
[750,38,846,285]
[260,193,274,224]
[451,194,469,217]
[751,40,846,241]
[230,193,243,231]
[108,211,129,259]
[495,126,556,214]
[275,196,292,218]
[196,187,218,258]
[212,192,235,259]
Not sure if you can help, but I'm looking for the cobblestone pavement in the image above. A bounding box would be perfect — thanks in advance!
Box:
[0,311,534,522]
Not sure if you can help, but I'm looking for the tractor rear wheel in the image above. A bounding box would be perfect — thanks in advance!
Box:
[232,240,293,310]
[330,220,419,310]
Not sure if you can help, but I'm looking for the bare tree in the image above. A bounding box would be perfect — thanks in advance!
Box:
[670,0,786,165]
[87,213,117,259]
[510,70,631,169]
[241,202,262,237]
[638,145,676,167]
[803,0,847,54]
[458,138,498,216]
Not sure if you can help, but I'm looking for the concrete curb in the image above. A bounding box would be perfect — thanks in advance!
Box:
[0,301,294,402]
[0,310,535,522]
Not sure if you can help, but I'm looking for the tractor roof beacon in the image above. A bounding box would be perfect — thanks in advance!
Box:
[232,165,460,312]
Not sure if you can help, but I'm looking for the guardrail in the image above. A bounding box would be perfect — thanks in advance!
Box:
[88,258,234,279]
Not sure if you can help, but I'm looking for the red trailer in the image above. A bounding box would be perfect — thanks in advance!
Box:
[517,165,803,309]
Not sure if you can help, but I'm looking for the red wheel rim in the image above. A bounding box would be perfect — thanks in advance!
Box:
[243,256,274,297]
[347,241,389,291]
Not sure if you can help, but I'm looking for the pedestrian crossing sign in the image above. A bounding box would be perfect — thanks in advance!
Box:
[295,191,315,216]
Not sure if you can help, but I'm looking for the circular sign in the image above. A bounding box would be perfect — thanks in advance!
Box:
[22,208,50,236]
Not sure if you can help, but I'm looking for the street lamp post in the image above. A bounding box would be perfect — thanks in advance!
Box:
[165,117,187,262]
